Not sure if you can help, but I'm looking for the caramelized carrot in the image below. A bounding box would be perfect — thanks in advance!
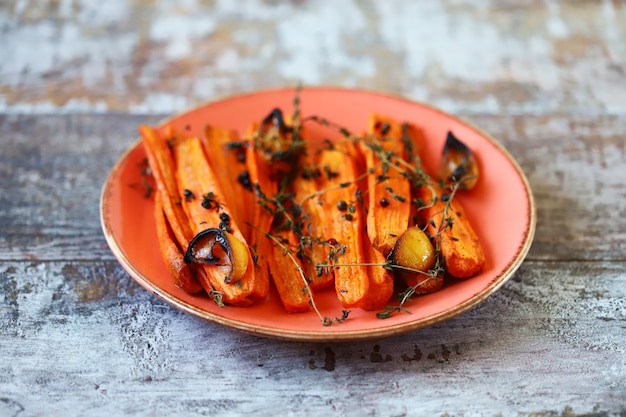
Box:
[292,148,335,291]
[317,143,369,308]
[171,135,255,304]
[401,120,485,279]
[358,232,394,311]
[266,230,311,313]
[416,186,485,278]
[241,142,275,300]
[154,191,202,294]
[201,126,255,240]
[139,125,194,250]
[360,114,412,256]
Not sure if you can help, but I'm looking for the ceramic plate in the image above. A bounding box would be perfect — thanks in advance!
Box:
[100,87,535,341]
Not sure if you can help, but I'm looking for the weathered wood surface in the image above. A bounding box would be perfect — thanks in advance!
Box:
[1,1,626,416]
[1,1,625,115]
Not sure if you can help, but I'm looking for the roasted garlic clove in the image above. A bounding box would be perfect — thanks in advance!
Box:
[387,226,442,294]
[438,131,479,190]
[184,228,249,284]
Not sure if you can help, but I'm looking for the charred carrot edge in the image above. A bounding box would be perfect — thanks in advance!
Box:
[360,114,412,256]
[171,134,255,304]
[154,191,203,294]
[292,148,335,291]
[316,143,370,308]
[139,125,194,250]
[417,186,485,279]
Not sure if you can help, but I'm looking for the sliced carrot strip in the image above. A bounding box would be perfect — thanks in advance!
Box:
[316,143,369,308]
[416,186,485,279]
[358,232,394,311]
[154,191,202,294]
[171,134,255,304]
[292,148,334,291]
[266,230,311,313]
[139,125,194,250]
[201,126,256,240]
[241,142,275,300]
[360,114,412,256]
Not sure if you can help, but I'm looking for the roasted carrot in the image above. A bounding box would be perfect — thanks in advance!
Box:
[139,125,194,250]
[201,125,256,240]
[245,109,309,302]
[416,186,485,278]
[360,114,412,256]
[292,148,335,291]
[266,229,311,313]
[358,232,394,311]
[154,191,202,294]
[171,134,255,304]
[316,143,369,308]
[240,142,275,301]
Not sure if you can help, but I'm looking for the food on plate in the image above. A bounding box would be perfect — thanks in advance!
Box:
[414,186,486,279]
[154,191,202,294]
[387,226,443,295]
[438,131,479,190]
[359,114,412,257]
[137,90,485,323]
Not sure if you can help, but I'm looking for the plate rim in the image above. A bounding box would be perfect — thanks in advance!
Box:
[100,86,537,341]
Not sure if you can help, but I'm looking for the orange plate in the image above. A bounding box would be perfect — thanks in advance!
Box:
[100,87,536,341]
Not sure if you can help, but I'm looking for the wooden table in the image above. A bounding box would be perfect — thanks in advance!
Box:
[2,1,625,415]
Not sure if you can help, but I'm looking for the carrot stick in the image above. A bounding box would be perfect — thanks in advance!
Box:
[421,186,485,278]
[171,135,255,304]
[316,143,369,308]
[358,232,394,311]
[201,126,256,240]
[241,142,275,300]
[403,122,485,279]
[139,125,194,250]
[292,148,335,291]
[154,191,202,294]
[266,230,311,313]
[360,114,412,256]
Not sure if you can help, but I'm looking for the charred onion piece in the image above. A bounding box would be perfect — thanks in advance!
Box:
[438,131,479,190]
[184,228,249,284]
[258,108,300,163]
[261,108,291,135]
[255,107,305,186]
